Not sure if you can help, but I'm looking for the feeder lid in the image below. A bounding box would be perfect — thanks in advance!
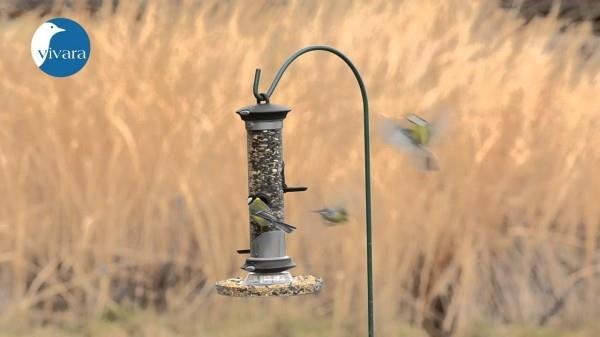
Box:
[236,103,291,122]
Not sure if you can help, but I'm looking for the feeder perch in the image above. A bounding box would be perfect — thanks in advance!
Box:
[216,101,322,297]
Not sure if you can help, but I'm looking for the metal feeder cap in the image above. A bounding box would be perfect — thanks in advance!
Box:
[236,103,291,122]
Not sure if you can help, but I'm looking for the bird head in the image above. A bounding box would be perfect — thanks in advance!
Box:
[36,22,66,39]
[248,194,270,206]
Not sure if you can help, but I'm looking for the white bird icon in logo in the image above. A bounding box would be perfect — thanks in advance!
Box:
[31,22,66,67]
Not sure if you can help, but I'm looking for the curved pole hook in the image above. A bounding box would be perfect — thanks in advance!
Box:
[252,45,375,337]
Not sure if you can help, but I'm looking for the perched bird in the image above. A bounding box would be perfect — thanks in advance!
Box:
[248,195,296,233]
[313,207,348,225]
[378,113,442,171]
[31,22,66,67]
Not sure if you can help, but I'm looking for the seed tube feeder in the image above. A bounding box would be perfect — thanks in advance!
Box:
[216,45,375,337]
[216,96,323,297]
[238,103,294,274]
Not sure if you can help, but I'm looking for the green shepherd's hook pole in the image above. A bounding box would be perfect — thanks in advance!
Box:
[253,45,375,337]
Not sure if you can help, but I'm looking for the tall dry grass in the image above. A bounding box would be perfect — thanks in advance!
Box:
[1,0,600,336]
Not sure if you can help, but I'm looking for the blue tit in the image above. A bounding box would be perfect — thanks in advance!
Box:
[378,113,441,171]
[248,196,296,233]
[405,114,433,147]
[313,207,348,225]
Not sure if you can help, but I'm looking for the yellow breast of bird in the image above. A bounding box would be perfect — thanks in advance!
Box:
[414,125,429,146]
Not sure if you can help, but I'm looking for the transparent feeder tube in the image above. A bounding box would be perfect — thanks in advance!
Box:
[247,128,286,258]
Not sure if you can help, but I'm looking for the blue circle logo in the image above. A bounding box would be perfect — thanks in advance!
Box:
[30,17,91,77]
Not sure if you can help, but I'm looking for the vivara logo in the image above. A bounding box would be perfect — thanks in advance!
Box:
[31,17,91,77]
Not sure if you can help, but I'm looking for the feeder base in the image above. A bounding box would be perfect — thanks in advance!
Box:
[242,255,296,273]
[216,274,323,297]
[244,271,293,285]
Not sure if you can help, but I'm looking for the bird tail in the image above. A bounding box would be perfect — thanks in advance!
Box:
[415,146,440,171]
[424,150,440,171]
[272,221,296,234]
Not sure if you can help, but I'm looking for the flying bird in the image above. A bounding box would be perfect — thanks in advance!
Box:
[248,195,296,234]
[378,113,444,171]
[313,207,348,225]
[31,22,65,67]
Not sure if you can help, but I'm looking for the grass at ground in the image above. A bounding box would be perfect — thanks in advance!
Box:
[469,322,600,337]
[0,307,597,337]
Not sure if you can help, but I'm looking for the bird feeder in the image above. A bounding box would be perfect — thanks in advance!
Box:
[216,45,374,337]
[215,99,323,297]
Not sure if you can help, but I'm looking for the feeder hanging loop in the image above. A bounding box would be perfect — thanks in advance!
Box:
[253,69,270,104]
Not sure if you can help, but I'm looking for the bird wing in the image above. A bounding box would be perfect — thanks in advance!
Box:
[378,115,442,172]
[312,209,332,216]
[254,210,278,222]
[254,210,296,229]
[377,116,420,152]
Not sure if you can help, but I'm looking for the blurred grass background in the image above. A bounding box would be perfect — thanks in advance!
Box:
[1,0,600,336]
